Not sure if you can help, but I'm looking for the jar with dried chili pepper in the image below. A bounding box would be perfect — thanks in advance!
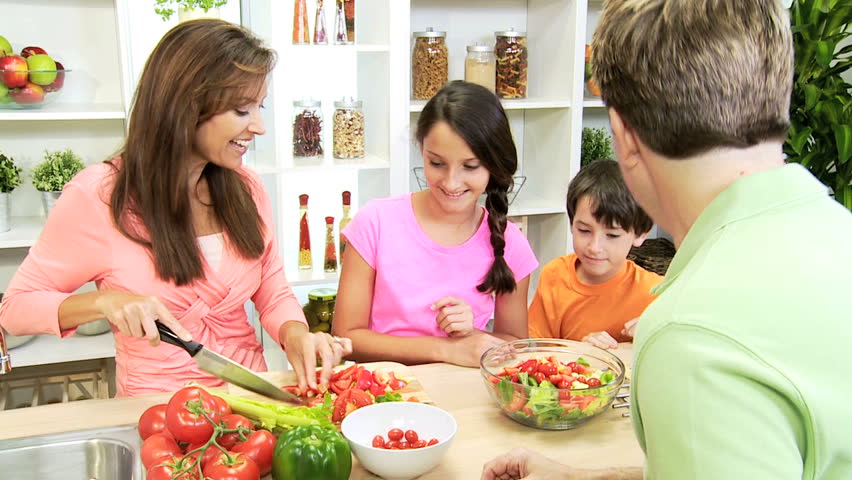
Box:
[495,28,528,99]
[293,98,324,159]
[298,194,312,270]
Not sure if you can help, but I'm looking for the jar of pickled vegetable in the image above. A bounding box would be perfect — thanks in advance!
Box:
[495,28,528,99]
[412,28,448,100]
[303,288,337,333]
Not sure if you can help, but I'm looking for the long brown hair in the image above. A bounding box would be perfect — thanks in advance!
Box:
[416,81,518,296]
[110,19,276,285]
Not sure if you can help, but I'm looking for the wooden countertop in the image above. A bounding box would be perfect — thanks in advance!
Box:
[0,344,642,478]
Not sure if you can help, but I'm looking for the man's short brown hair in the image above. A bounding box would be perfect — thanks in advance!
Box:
[567,160,654,235]
[592,0,794,158]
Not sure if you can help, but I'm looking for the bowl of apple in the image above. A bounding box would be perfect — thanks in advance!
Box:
[0,44,69,109]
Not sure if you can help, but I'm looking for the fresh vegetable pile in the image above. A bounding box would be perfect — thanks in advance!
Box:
[485,355,621,429]
[137,363,416,479]
[371,428,439,450]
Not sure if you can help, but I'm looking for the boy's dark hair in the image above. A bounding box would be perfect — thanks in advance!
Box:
[566,160,653,235]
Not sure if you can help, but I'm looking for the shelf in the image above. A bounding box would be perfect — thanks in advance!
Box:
[253,154,390,175]
[285,269,339,287]
[288,43,390,52]
[507,193,566,217]
[410,97,572,113]
[7,332,115,368]
[583,98,605,108]
[0,104,126,121]
[0,216,44,249]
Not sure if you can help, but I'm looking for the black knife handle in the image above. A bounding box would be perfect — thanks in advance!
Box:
[155,321,203,357]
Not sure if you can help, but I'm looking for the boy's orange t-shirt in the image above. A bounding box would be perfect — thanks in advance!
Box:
[528,253,662,342]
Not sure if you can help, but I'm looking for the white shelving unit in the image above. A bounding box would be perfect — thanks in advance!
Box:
[7,334,116,369]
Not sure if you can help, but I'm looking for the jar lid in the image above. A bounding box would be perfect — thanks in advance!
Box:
[293,98,321,108]
[334,96,363,108]
[466,43,493,52]
[495,28,526,37]
[414,27,446,38]
[308,288,337,301]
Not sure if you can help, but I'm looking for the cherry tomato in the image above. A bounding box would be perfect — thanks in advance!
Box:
[412,440,427,449]
[386,440,400,449]
[231,429,276,476]
[586,377,602,387]
[397,441,409,449]
[372,435,386,448]
[427,438,439,446]
[387,428,403,441]
[203,452,260,480]
[165,387,221,444]
[537,362,558,377]
[141,433,182,470]
[533,371,547,384]
[387,372,408,390]
[369,381,387,397]
[566,362,580,373]
[138,404,168,440]
[217,414,255,449]
[210,395,232,418]
[404,429,419,443]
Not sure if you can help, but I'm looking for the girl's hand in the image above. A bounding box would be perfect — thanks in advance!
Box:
[481,447,574,480]
[447,331,504,367]
[432,296,475,337]
[95,290,191,346]
[581,331,618,349]
[621,318,639,338]
[281,322,353,392]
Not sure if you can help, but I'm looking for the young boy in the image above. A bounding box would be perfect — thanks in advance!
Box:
[528,160,661,348]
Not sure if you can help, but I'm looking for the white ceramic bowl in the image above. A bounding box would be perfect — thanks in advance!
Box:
[341,402,457,480]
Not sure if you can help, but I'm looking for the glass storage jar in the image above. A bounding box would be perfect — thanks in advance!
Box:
[412,28,448,100]
[465,43,496,93]
[495,28,528,98]
[333,97,365,159]
[303,288,337,333]
[293,98,323,159]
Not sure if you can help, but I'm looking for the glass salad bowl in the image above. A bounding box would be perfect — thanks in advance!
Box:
[480,338,625,430]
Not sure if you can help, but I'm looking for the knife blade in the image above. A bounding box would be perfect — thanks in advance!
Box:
[155,321,304,405]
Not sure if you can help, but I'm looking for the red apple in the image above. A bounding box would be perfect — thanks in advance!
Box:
[20,46,48,58]
[44,61,65,92]
[0,55,28,88]
[9,82,45,105]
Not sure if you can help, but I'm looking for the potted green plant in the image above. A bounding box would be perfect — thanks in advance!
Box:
[31,148,85,217]
[0,152,23,233]
[154,0,228,22]
[785,0,852,211]
[581,127,614,168]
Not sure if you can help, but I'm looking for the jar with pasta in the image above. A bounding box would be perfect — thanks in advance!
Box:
[333,97,365,159]
[465,43,496,93]
[412,28,448,100]
[495,28,528,99]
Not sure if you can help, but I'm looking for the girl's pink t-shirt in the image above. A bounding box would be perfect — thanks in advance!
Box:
[342,194,538,337]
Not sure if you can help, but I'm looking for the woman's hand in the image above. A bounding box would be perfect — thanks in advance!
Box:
[432,296,475,337]
[581,331,618,349]
[280,321,353,392]
[621,318,639,338]
[95,290,191,345]
[481,447,574,480]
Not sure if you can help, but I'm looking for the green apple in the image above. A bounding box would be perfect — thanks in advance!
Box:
[26,54,57,85]
[0,82,11,104]
[0,35,12,56]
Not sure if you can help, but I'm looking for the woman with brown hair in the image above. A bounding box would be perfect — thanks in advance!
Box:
[0,19,351,396]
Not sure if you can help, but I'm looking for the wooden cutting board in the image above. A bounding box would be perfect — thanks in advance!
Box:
[227,361,434,404]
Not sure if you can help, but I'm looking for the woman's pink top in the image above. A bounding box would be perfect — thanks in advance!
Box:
[0,163,306,396]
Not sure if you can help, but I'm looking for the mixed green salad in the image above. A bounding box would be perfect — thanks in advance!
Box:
[486,355,621,429]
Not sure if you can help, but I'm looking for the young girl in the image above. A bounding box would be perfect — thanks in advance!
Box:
[332,81,538,367]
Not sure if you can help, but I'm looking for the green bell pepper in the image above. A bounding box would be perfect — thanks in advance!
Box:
[271,425,352,480]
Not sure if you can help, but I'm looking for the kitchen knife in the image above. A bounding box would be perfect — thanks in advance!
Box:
[155,321,304,405]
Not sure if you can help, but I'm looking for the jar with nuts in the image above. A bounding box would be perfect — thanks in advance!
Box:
[495,28,528,99]
[412,27,448,100]
[333,97,365,159]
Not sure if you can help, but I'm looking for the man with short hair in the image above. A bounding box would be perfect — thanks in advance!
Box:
[481,1,852,478]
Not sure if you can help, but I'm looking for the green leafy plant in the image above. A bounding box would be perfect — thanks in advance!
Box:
[31,149,85,192]
[154,0,228,21]
[785,0,852,211]
[581,127,614,167]
[0,153,23,194]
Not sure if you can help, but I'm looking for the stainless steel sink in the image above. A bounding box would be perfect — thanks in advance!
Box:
[0,424,143,479]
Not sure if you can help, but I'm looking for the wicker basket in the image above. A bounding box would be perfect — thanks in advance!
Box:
[628,238,676,276]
